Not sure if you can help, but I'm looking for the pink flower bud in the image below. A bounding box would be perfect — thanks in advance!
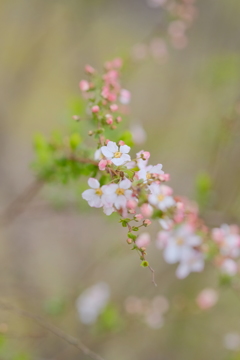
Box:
[107,160,112,165]
[106,118,113,125]
[116,116,122,123]
[118,140,125,146]
[143,219,152,227]
[98,159,108,171]
[127,199,138,209]
[107,93,117,102]
[79,80,89,92]
[127,238,133,244]
[72,115,80,120]
[85,64,95,74]
[136,232,151,248]
[105,139,110,144]
[159,173,170,181]
[135,214,143,222]
[112,58,123,68]
[140,204,153,218]
[196,288,218,310]
[110,104,118,112]
[91,105,100,113]
[142,151,150,160]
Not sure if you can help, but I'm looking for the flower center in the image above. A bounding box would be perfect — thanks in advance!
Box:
[158,194,165,202]
[146,172,151,180]
[116,188,125,196]
[176,237,184,246]
[114,151,122,158]
[95,188,103,196]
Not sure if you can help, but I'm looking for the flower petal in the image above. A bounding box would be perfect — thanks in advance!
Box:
[115,195,127,209]
[120,178,131,189]
[88,178,100,189]
[176,263,190,279]
[82,189,96,201]
[120,144,130,154]
[112,157,125,166]
[101,146,113,159]
[121,153,131,163]
[163,242,180,264]
[107,141,118,153]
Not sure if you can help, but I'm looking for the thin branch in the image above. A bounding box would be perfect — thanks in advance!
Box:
[148,265,157,287]
[0,300,105,360]
[0,179,44,227]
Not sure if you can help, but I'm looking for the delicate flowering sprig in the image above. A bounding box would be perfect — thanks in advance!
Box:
[33,59,240,286]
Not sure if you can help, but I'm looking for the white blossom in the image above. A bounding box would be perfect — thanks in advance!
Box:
[101,141,131,166]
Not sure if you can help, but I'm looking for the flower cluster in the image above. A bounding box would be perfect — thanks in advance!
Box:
[79,59,240,284]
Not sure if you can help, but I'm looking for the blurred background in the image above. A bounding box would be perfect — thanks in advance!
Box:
[1,0,240,359]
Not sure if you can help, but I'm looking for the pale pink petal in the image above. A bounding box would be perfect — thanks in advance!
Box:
[120,178,132,189]
[107,141,118,153]
[176,263,190,279]
[148,194,158,206]
[124,190,133,199]
[101,146,113,159]
[121,153,131,163]
[103,206,115,216]
[120,145,130,154]
[112,157,125,166]
[82,189,96,201]
[163,243,180,264]
[102,184,118,195]
[92,196,103,208]
[115,195,127,209]
[88,178,100,189]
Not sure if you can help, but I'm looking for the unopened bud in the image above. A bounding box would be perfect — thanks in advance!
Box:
[88,130,94,136]
[143,219,151,227]
[127,238,132,244]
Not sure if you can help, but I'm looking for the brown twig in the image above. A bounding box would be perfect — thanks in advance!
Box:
[0,300,105,360]
[0,179,44,227]
[148,265,157,287]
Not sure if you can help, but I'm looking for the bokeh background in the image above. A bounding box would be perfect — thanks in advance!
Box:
[1,0,240,359]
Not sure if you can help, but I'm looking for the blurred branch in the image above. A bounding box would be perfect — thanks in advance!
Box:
[0,179,44,227]
[0,300,105,360]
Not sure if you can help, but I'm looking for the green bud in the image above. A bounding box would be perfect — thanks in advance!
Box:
[141,261,149,267]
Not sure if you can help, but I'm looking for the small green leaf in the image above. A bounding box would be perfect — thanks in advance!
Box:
[70,133,82,150]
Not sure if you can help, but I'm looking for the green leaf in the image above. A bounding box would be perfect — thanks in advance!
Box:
[69,133,82,150]
[118,131,134,147]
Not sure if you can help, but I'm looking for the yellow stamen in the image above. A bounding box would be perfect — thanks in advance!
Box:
[116,188,125,195]
[146,172,151,180]
[95,188,103,196]
[114,151,122,158]
[176,238,184,246]
[158,194,165,202]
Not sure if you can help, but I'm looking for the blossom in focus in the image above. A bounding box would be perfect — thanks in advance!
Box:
[82,178,104,208]
[196,288,218,310]
[138,164,164,182]
[101,141,131,166]
[103,179,133,210]
[148,183,175,210]
[76,282,110,325]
